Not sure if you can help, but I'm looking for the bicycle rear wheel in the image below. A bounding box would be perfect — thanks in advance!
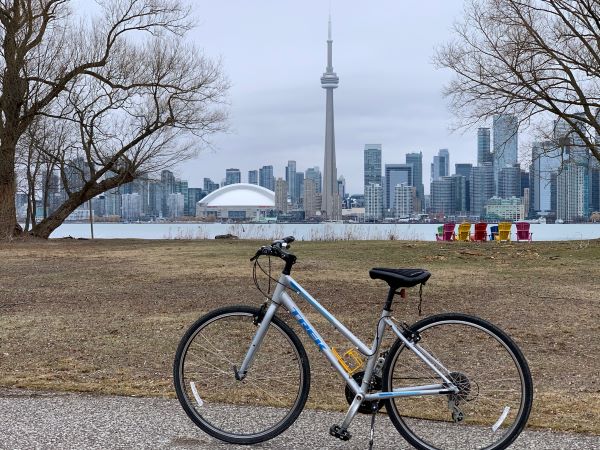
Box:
[383,313,533,450]
[173,305,310,444]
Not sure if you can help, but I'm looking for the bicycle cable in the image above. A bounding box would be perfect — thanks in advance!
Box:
[252,255,289,300]
[252,253,396,359]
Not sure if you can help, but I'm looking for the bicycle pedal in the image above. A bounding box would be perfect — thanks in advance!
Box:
[329,424,352,441]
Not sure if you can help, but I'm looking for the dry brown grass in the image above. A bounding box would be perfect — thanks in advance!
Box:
[0,238,598,433]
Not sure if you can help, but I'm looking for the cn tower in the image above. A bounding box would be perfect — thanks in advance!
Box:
[320,15,341,220]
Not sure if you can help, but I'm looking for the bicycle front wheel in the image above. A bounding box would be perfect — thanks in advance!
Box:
[383,313,533,450]
[173,305,310,444]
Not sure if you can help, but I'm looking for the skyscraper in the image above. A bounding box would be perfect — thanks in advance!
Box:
[259,165,275,191]
[225,168,241,186]
[385,164,412,209]
[248,170,258,185]
[498,165,521,199]
[477,128,492,165]
[455,163,473,212]
[406,152,424,212]
[431,149,450,182]
[275,178,288,214]
[320,15,341,220]
[203,178,219,194]
[305,167,322,194]
[303,178,318,219]
[493,114,519,193]
[365,183,383,221]
[285,161,297,205]
[394,184,414,219]
[364,144,382,191]
[470,163,495,217]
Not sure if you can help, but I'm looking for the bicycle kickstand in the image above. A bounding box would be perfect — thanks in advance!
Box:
[369,403,377,450]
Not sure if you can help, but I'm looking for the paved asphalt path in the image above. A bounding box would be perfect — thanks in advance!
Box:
[0,390,598,449]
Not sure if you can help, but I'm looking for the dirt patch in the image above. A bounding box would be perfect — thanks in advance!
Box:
[0,238,598,433]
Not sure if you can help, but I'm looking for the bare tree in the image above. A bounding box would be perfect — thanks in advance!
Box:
[26,37,227,238]
[0,0,227,240]
[436,0,600,164]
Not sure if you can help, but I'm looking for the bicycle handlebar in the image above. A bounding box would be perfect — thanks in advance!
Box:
[250,236,296,262]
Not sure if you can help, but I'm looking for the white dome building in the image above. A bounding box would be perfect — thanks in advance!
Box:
[196,183,275,220]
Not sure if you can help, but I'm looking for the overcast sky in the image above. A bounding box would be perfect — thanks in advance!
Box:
[164,1,480,194]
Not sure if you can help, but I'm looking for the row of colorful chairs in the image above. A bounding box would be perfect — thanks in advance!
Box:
[435,222,533,242]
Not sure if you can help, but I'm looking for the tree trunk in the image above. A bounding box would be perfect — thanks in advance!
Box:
[30,174,133,239]
[31,192,90,239]
[0,145,18,240]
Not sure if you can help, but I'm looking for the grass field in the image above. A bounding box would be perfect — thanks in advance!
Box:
[0,238,598,434]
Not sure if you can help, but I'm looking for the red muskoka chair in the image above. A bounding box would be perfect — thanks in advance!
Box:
[436,223,456,241]
[516,222,533,242]
[471,222,488,242]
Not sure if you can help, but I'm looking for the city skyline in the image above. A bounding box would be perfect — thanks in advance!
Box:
[169,1,492,195]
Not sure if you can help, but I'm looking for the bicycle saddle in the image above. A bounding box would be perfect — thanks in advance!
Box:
[369,268,431,288]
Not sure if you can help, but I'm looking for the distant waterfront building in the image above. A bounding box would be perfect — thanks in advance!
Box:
[295,172,304,203]
[285,161,298,205]
[431,149,450,182]
[591,164,600,212]
[248,170,258,185]
[148,180,162,218]
[121,193,142,221]
[161,169,176,215]
[530,141,561,216]
[203,178,219,194]
[187,188,206,216]
[175,179,189,216]
[557,160,590,222]
[455,163,472,178]
[477,128,492,165]
[455,163,472,212]
[167,193,185,218]
[364,183,383,220]
[337,176,346,200]
[493,114,519,194]
[470,163,495,217]
[498,165,521,199]
[385,164,412,209]
[305,167,322,193]
[523,187,531,217]
[451,175,469,214]
[196,184,275,220]
[364,144,382,191]
[485,197,525,221]
[406,152,424,212]
[303,178,318,218]
[521,169,530,198]
[430,177,454,214]
[104,187,122,217]
[393,184,414,219]
[225,168,241,186]
[259,165,275,191]
[430,175,467,215]
[275,178,288,214]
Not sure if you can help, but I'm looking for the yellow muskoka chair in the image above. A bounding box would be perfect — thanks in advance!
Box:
[495,222,512,242]
[456,222,471,241]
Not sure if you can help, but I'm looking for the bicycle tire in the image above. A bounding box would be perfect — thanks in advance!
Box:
[173,305,310,444]
[382,313,533,450]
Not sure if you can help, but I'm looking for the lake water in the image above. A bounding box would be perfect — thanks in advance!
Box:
[48,222,600,241]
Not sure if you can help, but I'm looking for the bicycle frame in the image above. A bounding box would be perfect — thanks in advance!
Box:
[237,272,459,429]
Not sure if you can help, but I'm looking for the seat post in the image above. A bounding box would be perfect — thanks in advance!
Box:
[383,287,396,312]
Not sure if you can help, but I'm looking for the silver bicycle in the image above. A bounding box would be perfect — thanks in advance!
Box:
[173,237,533,449]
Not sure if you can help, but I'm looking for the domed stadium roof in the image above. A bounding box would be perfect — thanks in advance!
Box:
[199,183,275,207]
